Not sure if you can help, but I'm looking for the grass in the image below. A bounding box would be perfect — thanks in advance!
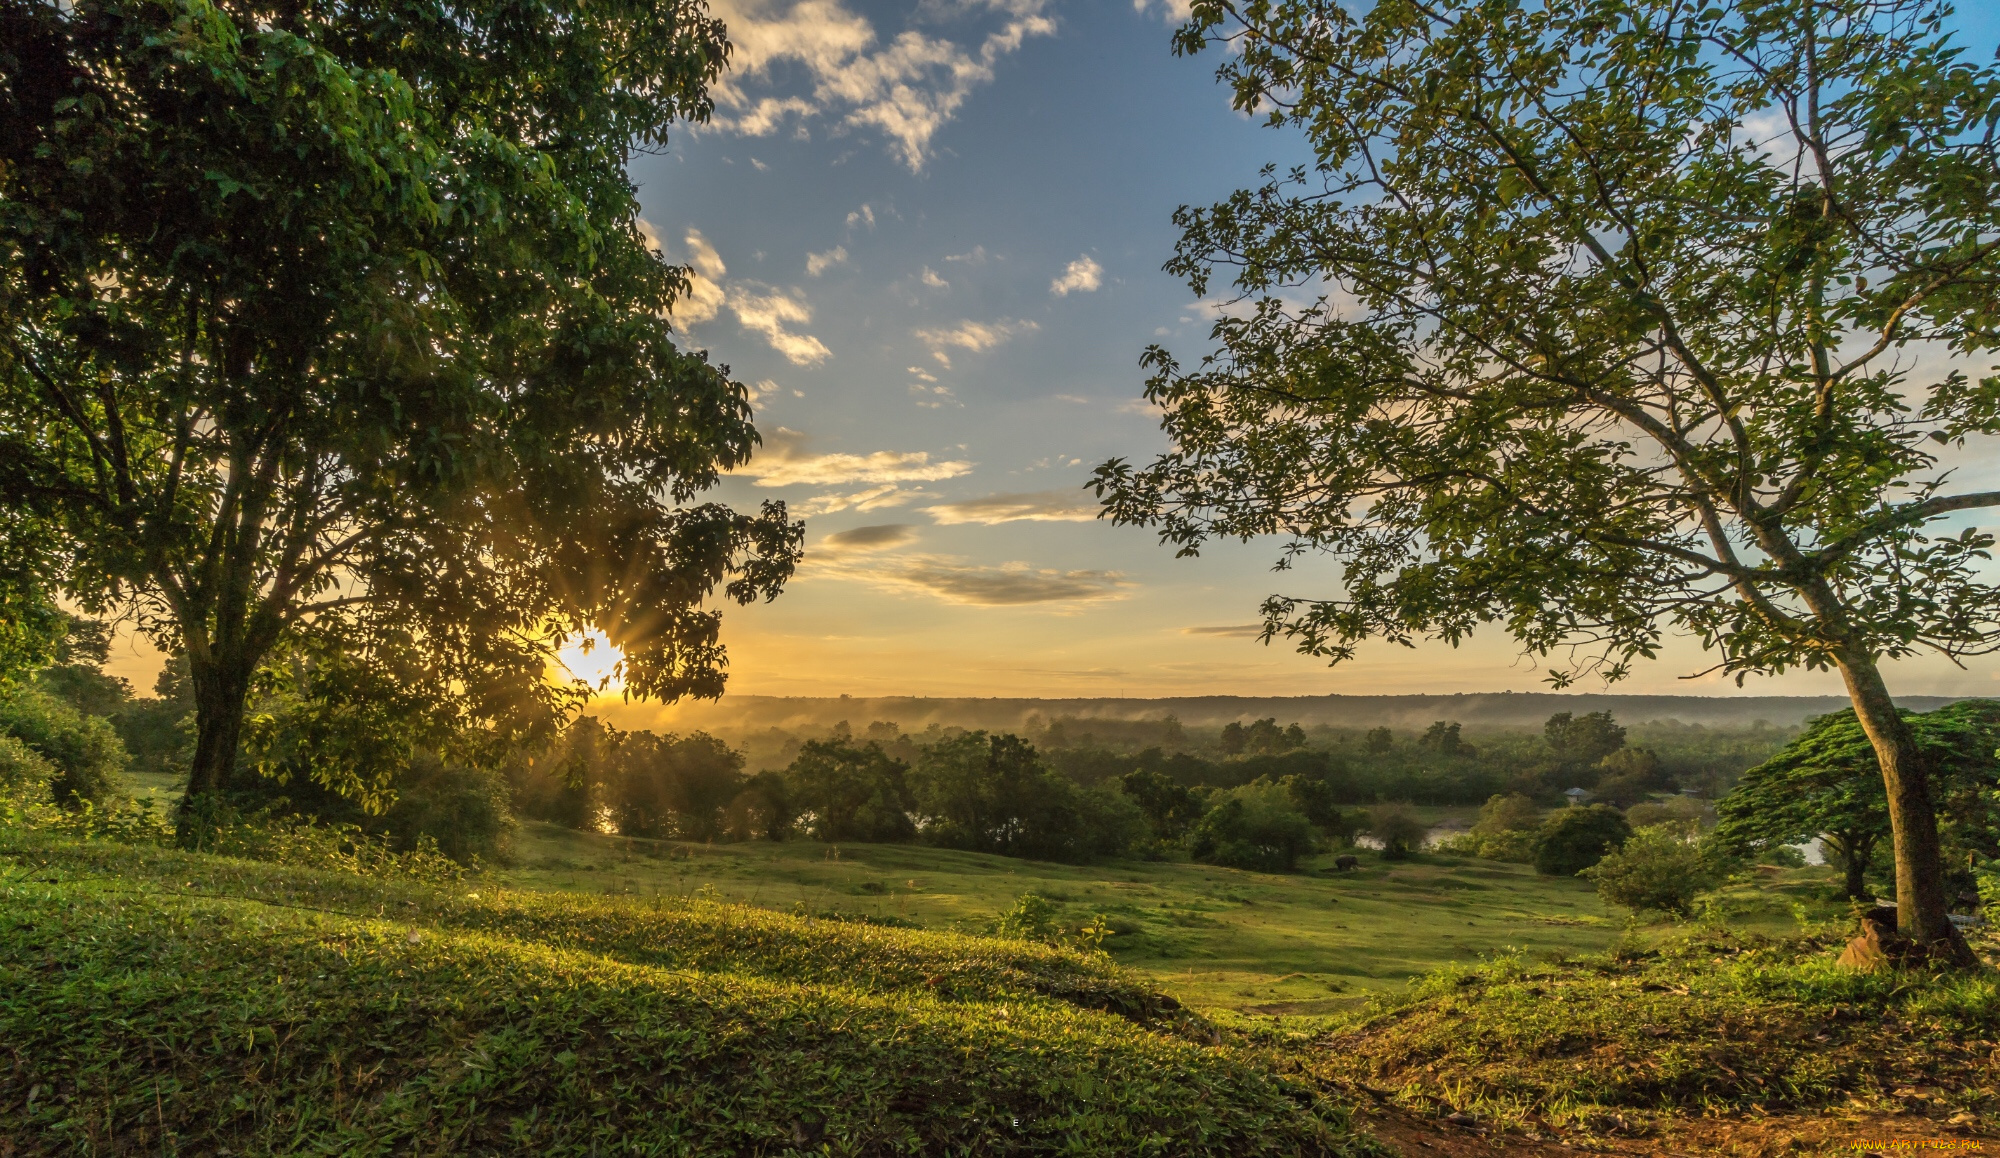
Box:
[1301,921,2000,1139]
[0,827,1382,1156]
[503,821,1630,1015]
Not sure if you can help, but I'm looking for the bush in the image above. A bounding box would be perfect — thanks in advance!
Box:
[1366,803,1429,860]
[0,685,127,808]
[181,800,467,882]
[1625,793,1711,829]
[379,751,515,862]
[1187,781,1318,872]
[1533,804,1632,876]
[1581,821,1722,916]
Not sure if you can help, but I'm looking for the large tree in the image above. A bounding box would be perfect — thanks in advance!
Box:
[1096,0,2000,960]
[0,0,800,822]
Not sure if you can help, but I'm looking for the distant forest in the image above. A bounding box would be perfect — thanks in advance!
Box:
[598,691,1960,739]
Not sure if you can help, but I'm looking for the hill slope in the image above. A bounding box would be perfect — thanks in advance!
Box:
[0,830,1377,1156]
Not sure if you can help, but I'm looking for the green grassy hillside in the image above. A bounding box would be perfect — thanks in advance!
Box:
[0,828,1379,1156]
[502,821,1632,1015]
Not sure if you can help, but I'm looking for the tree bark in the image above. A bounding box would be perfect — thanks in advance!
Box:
[1827,831,1873,901]
[178,641,257,841]
[1834,650,1979,967]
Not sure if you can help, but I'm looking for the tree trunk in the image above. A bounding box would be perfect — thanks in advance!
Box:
[178,644,256,841]
[1828,831,1872,901]
[1834,650,1978,967]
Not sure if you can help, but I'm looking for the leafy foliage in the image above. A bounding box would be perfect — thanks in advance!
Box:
[0,0,801,805]
[0,683,125,808]
[1365,803,1429,861]
[1582,821,1724,916]
[787,736,919,844]
[1095,0,2000,946]
[1187,781,1318,872]
[1713,700,2000,898]
[1533,806,1633,877]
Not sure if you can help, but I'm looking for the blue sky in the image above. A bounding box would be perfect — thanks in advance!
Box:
[583,0,2000,702]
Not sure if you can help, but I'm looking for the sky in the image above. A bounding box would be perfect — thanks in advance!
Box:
[573,0,2000,703]
[84,0,2000,702]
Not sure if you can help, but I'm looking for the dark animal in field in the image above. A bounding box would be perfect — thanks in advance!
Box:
[1334,855,1359,871]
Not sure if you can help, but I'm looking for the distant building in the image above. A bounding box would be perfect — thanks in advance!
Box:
[1564,787,1592,806]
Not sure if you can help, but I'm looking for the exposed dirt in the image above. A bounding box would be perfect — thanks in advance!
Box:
[1360,1099,1997,1158]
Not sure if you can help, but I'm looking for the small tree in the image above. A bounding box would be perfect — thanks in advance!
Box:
[1534,806,1633,877]
[1098,0,2000,962]
[1367,802,1430,860]
[1714,701,2000,900]
[1584,821,1722,917]
[1188,781,1318,871]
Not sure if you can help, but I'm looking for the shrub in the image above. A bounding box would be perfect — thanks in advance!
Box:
[995,892,1060,941]
[1625,793,1711,829]
[1533,804,1632,876]
[0,685,126,808]
[379,751,515,862]
[182,801,467,882]
[1187,781,1318,871]
[1581,821,1722,916]
[1366,802,1429,860]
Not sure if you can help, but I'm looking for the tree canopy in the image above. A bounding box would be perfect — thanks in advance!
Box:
[1096,0,2000,957]
[0,0,800,815]
[1714,699,2000,898]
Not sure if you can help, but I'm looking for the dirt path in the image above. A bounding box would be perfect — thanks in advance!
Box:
[1358,1101,1996,1158]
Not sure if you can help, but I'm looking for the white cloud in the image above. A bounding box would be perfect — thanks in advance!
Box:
[920,266,949,289]
[747,427,974,487]
[944,245,988,264]
[913,318,1038,367]
[806,245,848,276]
[730,285,833,366]
[924,489,1099,525]
[667,229,830,365]
[1050,254,1102,296]
[1132,0,1193,21]
[707,0,1055,170]
[667,229,729,325]
[847,204,877,230]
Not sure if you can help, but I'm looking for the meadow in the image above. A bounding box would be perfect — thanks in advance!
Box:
[501,819,1812,1016]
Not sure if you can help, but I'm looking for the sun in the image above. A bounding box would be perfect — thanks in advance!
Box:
[555,628,625,694]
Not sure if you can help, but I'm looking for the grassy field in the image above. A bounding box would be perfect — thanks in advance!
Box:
[504,821,1657,1015]
[0,827,1382,1155]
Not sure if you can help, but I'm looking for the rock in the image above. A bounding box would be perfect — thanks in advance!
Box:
[1837,907,1973,971]
[1837,920,1893,972]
